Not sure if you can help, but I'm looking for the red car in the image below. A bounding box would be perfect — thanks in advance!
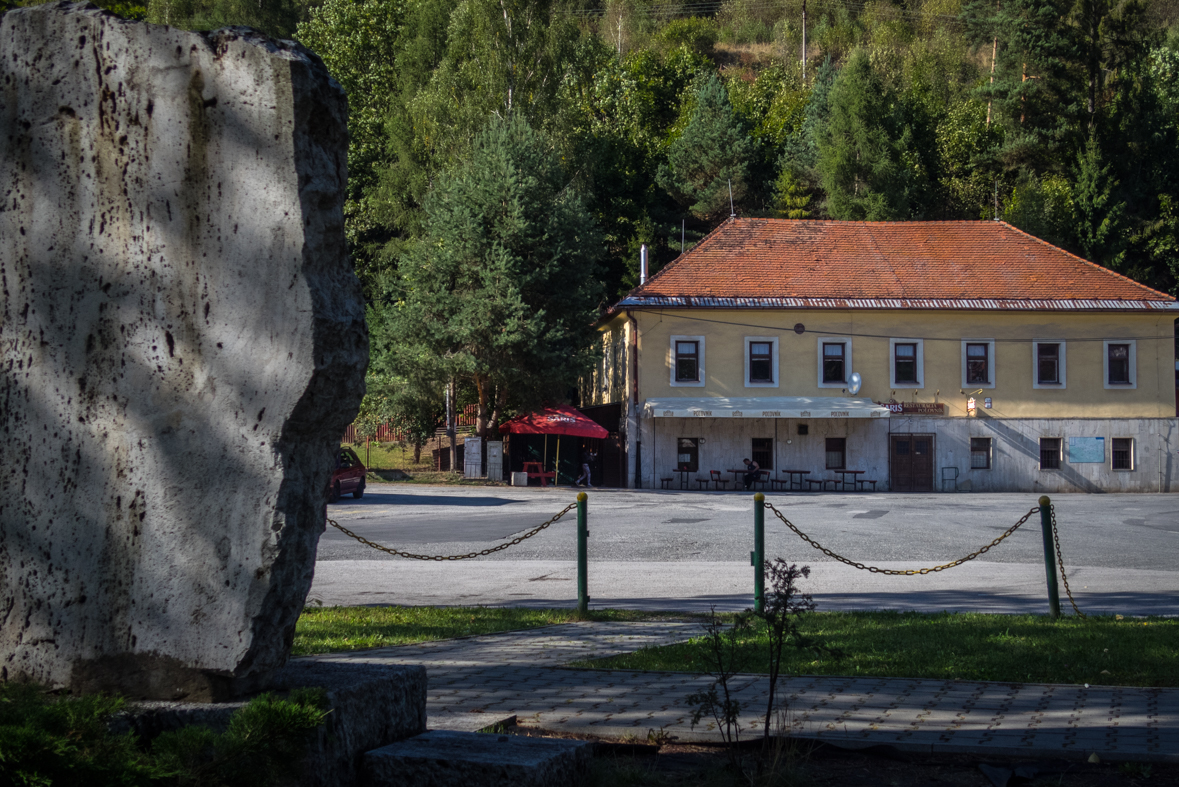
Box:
[328,447,366,502]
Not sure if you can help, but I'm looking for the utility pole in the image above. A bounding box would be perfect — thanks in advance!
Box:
[447,378,457,473]
[987,0,998,126]
[801,0,807,84]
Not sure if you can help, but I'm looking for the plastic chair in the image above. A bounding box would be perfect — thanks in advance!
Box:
[709,470,729,491]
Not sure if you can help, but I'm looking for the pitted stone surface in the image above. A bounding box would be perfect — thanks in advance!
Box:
[0,2,366,699]
[302,622,1179,762]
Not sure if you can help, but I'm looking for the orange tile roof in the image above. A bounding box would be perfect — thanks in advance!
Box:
[619,219,1175,310]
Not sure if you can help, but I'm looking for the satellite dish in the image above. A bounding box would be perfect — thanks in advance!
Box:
[847,372,863,396]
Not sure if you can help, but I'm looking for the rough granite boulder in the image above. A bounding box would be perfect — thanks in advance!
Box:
[0,2,367,700]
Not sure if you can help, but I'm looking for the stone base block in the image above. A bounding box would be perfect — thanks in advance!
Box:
[362,730,593,787]
[116,661,426,787]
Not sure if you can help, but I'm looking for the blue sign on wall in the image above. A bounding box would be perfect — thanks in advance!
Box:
[1068,436,1105,463]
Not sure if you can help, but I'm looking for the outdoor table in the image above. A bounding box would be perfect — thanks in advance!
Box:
[672,467,692,489]
[522,461,556,487]
[727,468,762,490]
[779,469,810,491]
[832,469,864,491]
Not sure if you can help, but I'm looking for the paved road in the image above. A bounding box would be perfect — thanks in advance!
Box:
[303,621,1179,762]
[318,485,1179,568]
[310,485,1179,614]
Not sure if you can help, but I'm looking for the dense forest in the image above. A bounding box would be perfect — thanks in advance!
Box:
[8,0,1179,439]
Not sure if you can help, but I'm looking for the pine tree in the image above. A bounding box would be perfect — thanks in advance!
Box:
[385,116,604,437]
[817,50,914,221]
[658,72,755,221]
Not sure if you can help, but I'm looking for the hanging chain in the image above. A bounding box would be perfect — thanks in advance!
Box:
[763,501,1039,575]
[1049,504,1085,617]
[326,502,576,561]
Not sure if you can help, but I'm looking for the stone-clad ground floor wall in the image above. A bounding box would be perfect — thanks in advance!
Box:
[626,406,1177,493]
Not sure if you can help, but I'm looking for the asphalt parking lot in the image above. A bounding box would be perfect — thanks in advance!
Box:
[311,485,1179,613]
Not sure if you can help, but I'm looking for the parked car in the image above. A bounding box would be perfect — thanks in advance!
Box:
[328,447,366,502]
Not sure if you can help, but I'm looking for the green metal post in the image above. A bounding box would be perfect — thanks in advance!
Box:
[1038,495,1061,619]
[577,492,589,614]
[752,492,765,613]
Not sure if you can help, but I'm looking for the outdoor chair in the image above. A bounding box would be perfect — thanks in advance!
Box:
[754,470,771,491]
[805,478,825,491]
[696,477,711,490]
[856,479,878,491]
[660,476,673,489]
[709,470,729,491]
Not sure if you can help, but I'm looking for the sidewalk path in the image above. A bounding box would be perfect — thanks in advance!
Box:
[302,621,1179,763]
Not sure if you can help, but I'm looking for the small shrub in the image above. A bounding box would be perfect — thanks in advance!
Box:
[656,17,719,58]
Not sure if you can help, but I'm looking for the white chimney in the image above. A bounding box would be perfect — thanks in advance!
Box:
[640,244,648,285]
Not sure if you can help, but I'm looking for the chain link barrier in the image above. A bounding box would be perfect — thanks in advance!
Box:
[326,502,576,561]
[1049,504,1085,617]
[763,500,1039,576]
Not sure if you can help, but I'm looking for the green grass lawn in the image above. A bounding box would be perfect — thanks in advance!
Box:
[292,606,687,656]
[568,611,1179,688]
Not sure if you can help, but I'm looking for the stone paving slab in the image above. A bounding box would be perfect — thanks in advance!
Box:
[301,622,1179,763]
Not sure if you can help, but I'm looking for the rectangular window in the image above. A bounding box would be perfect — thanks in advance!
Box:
[894,343,918,384]
[1112,438,1133,470]
[749,342,773,383]
[675,341,699,382]
[825,438,846,470]
[676,437,699,472]
[822,343,846,384]
[970,437,991,469]
[966,343,990,384]
[1039,438,1061,470]
[1108,344,1131,385]
[1037,343,1060,384]
[751,438,773,470]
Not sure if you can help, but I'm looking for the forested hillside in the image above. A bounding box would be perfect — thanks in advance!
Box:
[105,0,1178,300]
[7,0,1178,435]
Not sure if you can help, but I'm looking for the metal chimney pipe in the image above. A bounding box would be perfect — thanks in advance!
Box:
[640,244,648,285]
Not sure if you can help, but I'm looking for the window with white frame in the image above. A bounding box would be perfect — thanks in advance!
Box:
[970,437,992,469]
[889,338,924,387]
[1111,437,1134,470]
[960,339,996,389]
[744,336,779,387]
[670,335,706,387]
[1103,341,1136,389]
[817,338,852,388]
[1039,437,1061,470]
[1032,340,1066,388]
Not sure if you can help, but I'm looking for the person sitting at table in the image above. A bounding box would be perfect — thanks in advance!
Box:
[741,457,760,490]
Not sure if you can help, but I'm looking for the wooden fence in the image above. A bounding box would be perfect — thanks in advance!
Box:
[342,404,479,444]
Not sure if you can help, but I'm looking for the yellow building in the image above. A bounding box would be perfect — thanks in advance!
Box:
[588,219,1178,492]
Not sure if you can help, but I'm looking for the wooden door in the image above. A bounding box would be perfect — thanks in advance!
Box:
[891,434,934,492]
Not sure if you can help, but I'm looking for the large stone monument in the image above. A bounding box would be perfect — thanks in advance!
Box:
[0,2,367,700]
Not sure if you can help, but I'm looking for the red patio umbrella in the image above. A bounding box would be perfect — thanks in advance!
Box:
[498,405,608,438]
[499,405,607,485]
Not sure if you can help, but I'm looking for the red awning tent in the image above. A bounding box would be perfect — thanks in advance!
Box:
[498,405,608,438]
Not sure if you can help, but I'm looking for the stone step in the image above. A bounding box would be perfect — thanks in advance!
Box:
[361,730,593,787]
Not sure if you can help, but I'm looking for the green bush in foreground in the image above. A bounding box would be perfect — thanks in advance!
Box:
[0,683,328,787]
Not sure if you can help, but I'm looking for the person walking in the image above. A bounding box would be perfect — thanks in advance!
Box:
[575,447,596,488]
[741,457,760,490]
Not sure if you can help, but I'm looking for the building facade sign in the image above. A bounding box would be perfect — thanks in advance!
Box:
[879,402,947,416]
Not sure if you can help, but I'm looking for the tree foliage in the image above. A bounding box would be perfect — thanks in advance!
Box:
[378,116,604,436]
[658,72,756,220]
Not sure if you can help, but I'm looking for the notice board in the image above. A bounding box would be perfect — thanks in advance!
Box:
[1068,436,1105,463]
